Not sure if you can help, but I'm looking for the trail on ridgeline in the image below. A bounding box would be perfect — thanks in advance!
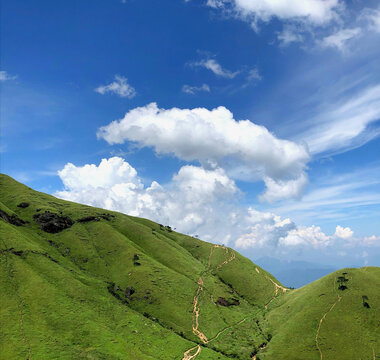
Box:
[256,266,288,310]
[182,245,238,359]
[264,275,288,309]
[315,277,342,360]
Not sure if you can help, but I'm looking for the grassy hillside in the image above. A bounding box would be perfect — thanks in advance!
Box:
[262,267,380,359]
[0,173,379,360]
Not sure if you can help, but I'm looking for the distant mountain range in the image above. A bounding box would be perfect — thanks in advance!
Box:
[1,174,379,359]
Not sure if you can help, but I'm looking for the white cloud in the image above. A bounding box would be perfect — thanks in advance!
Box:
[241,67,262,88]
[190,59,239,79]
[58,157,141,191]
[280,225,331,247]
[295,84,380,155]
[246,67,262,82]
[270,165,380,226]
[206,0,342,25]
[260,173,308,203]
[277,27,304,46]
[56,157,239,244]
[0,70,17,81]
[235,208,295,248]
[361,6,380,33]
[97,103,310,202]
[55,157,298,248]
[95,75,136,98]
[320,27,361,52]
[363,235,380,247]
[55,157,380,253]
[334,225,353,239]
[182,84,210,94]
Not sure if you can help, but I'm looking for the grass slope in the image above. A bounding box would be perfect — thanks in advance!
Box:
[0,173,379,360]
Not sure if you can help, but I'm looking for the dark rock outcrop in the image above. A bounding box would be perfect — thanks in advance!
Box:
[215,297,240,307]
[17,202,30,208]
[125,286,135,299]
[0,209,26,226]
[33,211,74,233]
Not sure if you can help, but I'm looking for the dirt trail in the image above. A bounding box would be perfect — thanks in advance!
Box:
[182,345,201,360]
[182,244,237,359]
[208,317,247,342]
[216,247,235,270]
[192,276,209,344]
[315,278,342,360]
[264,276,288,309]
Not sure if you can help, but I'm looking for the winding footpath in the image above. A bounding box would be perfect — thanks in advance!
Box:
[182,245,237,360]
[182,246,288,360]
[256,266,288,310]
[315,278,342,360]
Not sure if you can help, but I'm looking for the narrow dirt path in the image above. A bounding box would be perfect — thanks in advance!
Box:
[192,276,208,344]
[264,276,288,309]
[182,244,237,359]
[315,278,342,360]
[182,345,201,360]
[216,247,235,270]
[208,317,247,343]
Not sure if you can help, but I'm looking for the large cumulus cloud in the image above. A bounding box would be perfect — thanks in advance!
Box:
[97,103,310,202]
[55,157,378,253]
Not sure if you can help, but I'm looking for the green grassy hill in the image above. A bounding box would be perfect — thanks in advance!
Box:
[0,173,379,360]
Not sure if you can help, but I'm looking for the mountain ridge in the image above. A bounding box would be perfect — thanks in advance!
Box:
[0,173,379,359]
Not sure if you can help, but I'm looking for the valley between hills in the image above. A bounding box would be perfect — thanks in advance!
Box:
[1,173,379,360]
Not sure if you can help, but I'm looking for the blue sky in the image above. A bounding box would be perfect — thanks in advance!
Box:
[1,0,380,271]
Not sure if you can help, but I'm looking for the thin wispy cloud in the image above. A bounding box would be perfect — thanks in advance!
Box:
[190,58,240,79]
[320,28,362,52]
[95,75,136,98]
[206,0,342,26]
[0,70,17,81]
[246,67,262,82]
[270,165,380,224]
[182,83,210,94]
[296,84,380,155]
[360,6,380,33]
[277,27,304,46]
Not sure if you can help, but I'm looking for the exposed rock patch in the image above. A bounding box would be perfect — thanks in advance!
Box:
[33,211,74,233]
[107,282,136,304]
[17,202,30,208]
[215,297,240,307]
[125,286,135,299]
[133,254,141,266]
[0,209,26,226]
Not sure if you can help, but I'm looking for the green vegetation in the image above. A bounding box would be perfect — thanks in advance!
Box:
[0,174,379,359]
